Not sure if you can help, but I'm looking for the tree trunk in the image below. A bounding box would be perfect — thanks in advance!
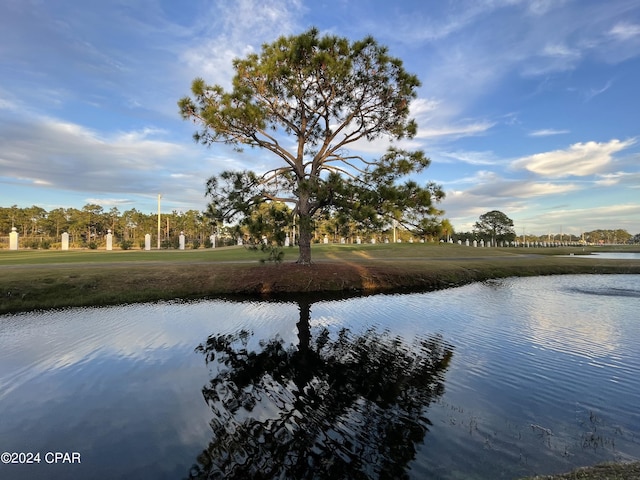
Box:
[296,192,313,265]
[297,212,313,265]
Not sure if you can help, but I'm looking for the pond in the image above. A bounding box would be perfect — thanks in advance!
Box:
[1,274,639,479]
[582,252,640,260]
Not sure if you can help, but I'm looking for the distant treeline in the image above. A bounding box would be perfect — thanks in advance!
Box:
[0,204,213,248]
[1,204,638,249]
[450,228,638,245]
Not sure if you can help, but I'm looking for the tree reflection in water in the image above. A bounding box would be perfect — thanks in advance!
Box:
[187,299,454,480]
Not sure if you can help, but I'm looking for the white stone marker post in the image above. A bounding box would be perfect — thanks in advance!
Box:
[179,231,185,250]
[144,234,151,251]
[9,227,19,250]
[106,229,113,251]
[210,234,216,248]
[61,232,69,251]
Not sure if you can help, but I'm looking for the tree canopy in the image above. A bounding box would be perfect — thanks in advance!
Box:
[474,210,516,244]
[179,27,444,264]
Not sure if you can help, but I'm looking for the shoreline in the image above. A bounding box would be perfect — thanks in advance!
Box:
[2,253,639,314]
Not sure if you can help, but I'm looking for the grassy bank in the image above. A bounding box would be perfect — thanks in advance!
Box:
[524,461,640,479]
[1,243,639,314]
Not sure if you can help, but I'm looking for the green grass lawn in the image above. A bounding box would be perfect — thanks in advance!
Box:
[3,241,631,265]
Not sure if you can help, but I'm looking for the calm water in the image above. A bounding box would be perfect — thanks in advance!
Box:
[584,252,640,259]
[1,275,639,479]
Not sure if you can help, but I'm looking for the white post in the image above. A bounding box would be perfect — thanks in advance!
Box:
[9,227,19,250]
[210,234,216,248]
[61,232,69,251]
[106,229,113,251]
[144,234,151,251]
[179,231,185,250]
[393,219,397,243]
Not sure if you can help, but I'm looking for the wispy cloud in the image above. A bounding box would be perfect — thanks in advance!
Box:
[417,121,495,139]
[85,198,136,207]
[528,129,570,137]
[464,174,580,198]
[609,22,640,41]
[179,0,304,88]
[438,150,503,166]
[477,181,579,198]
[516,203,640,233]
[583,80,613,102]
[594,171,640,187]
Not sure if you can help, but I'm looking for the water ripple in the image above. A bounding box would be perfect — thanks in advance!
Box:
[2,275,639,480]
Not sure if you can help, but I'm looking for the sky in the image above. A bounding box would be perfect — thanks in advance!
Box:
[1,0,639,236]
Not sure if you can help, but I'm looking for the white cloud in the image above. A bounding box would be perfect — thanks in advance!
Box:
[410,98,441,116]
[512,139,636,178]
[439,169,582,231]
[0,114,205,202]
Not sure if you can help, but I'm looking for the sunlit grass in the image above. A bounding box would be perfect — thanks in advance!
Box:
[1,242,638,314]
[2,241,626,266]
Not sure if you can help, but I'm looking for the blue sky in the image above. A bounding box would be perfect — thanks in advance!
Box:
[1,0,639,235]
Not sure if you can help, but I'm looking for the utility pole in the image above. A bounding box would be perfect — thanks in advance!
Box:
[393,218,397,243]
[157,194,162,250]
